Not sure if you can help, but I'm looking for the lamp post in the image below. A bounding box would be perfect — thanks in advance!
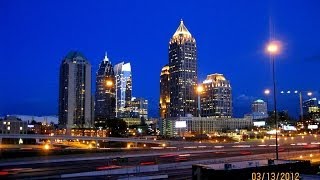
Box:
[197,85,203,141]
[104,79,114,137]
[293,91,312,121]
[266,41,280,160]
[264,89,270,112]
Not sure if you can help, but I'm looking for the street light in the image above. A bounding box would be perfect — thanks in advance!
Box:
[266,40,280,160]
[197,85,203,139]
[292,90,313,121]
[106,80,113,87]
[264,89,270,112]
[264,89,270,95]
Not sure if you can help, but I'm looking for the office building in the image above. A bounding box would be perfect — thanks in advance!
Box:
[199,73,232,118]
[159,65,170,119]
[251,99,268,120]
[303,98,320,120]
[130,97,148,119]
[58,51,92,130]
[303,98,320,115]
[114,62,132,118]
[0,116,28,134]
[94,53,116,127]
[161,116,252,137]
[168,20,197,117]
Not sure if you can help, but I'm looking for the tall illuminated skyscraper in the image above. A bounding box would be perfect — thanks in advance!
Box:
[114,62,132,118]
[59,51,92,131]
[94,52,116,127]
[168,20,197,117]
[159,65,170,119]
[200,73,232,118]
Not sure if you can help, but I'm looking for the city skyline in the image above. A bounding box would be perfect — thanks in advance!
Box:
[1,1,320,118]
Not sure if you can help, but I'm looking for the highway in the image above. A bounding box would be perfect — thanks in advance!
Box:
[1,143,319,179]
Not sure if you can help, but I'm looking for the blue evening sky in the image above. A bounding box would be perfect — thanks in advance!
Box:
[1,0,320,118]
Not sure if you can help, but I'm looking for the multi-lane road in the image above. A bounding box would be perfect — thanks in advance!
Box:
[1,139,320,179]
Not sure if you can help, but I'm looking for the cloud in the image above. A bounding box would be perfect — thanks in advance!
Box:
[236,94,257,102]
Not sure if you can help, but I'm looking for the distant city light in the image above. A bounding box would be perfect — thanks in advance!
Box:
[175,121,187,128]
[137,128,142,133]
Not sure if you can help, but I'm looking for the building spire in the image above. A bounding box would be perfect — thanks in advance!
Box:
[173,19,192,38]
[103,51,109,62]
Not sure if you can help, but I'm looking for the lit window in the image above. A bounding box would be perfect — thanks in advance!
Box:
[20,127,23,130]
[7,126,10,130]
[8,122,10,125]
[3,122,6,125]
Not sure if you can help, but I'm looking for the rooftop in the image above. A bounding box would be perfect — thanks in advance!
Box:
[172,19,192,38]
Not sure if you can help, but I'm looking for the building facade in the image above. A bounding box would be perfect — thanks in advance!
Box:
[0,116,28,134]
[114,62,132,118]
[159,65,170,119]
[303,98,320,115]
[59,51,92,130]
[251,99,268,120]
[94,53,116,127]
[161,116,252,137]
[168,20,197,117]
[130,97,148,119]
[303,98,320,120]
[200,74,232,118]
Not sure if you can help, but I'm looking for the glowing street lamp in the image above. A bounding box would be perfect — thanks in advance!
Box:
[264,89,270,95]
[197,85,203,139]
[296,91,313,121]
[197,85,203,94]
[106,80,113,87]
[264,89,271,111]
[266,40,281,160]
[266,41,281,55]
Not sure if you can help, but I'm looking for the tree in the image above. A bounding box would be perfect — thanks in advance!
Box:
[266,110,296,127]
[106,118,127,137]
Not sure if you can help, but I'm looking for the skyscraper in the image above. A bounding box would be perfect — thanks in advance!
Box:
[59,51,92,131]
[94,53,116,127]
[130,97,148,119]
[251,99,268,120]
[159,65,170,119]
[200,73,232,118]
[303,98,320,120]
[303,98,320,115]
[252,99,267,114]
[168,20,197,117]
[114,62,132,118]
